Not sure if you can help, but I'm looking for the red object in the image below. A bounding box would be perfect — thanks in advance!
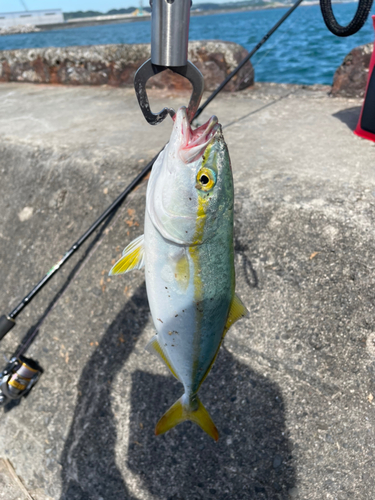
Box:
[354,16,375,142]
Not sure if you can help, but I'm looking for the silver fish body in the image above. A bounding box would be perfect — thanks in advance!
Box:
[110,107,248,439]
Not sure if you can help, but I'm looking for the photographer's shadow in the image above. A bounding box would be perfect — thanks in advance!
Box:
[60,283,149,500]
[127,346,296,499]
[59,280,296,499]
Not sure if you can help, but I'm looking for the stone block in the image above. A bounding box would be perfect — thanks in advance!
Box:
[0,41,254,92]
[331,42,373,98]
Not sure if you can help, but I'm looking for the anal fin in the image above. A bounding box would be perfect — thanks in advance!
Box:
[109,234,145,275]
[145,335,179,380]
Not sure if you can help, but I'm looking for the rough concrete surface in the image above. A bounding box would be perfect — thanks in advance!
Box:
[0,82,374,500]
[0,458,35,500]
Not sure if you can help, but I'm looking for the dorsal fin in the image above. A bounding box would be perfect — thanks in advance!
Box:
[145,335,179,380]
[198,293,249,390]
[109,234,145,275]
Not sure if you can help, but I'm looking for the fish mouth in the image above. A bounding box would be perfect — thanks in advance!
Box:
[178,108,219,163]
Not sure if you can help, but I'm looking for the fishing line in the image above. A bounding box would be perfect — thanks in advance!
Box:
[222,88,298,130]
[242,10,302,84]
[194,0,305,117]
[13,193,137,358]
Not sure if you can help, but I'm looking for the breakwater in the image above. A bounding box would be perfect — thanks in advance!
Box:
[0,4,373,86]
[0,41,254,91]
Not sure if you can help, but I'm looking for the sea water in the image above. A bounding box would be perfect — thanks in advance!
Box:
[0,3,374,85]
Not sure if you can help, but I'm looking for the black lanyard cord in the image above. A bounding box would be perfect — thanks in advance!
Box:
[320,0,373,37]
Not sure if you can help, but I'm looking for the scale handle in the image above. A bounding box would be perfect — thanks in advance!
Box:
[151,0,191,67]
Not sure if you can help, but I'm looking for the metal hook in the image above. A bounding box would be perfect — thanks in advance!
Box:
[134,59,204,126]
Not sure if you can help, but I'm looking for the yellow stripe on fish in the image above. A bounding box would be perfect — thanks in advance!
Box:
[189,191,209,379]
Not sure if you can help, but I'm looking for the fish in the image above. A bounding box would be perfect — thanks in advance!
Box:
[110,107,248,440]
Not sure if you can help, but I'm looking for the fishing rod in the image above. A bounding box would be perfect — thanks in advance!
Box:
[0,0,306,345]
[0,0,303,340]
[0,0,373,406]
[0,0,306,407]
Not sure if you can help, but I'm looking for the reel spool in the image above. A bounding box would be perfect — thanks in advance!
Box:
[0,356,42,406]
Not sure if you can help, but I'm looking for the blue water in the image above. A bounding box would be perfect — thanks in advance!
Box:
[0,3,374,85]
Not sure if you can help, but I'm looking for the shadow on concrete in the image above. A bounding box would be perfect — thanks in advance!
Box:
[60,282,295,500]
[127,347,296,499]
[235,232,258,289]
[59,283,149,500]
[333,106,361,131]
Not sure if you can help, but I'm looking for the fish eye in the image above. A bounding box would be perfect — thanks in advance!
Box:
[196,168,216,192]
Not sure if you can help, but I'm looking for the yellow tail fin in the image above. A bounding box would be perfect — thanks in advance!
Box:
[155,396,219,441]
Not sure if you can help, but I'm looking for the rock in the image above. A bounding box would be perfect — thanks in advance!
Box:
[189,40,254,92]
[331,43,373,98]
[0,41,254,92]
[18,206,33,222]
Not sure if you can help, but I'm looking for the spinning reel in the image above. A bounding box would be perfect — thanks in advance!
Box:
[0,356,43,406]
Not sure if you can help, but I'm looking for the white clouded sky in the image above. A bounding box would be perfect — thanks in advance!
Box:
[0,0,221,13]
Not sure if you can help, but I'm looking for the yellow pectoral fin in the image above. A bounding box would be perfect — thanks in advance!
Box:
[223,293,249,337]
[145,335,179,380]
[155,396,219,441]
[109,234,145,275]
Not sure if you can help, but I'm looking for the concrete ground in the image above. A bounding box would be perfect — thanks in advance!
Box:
[0,81,374,500]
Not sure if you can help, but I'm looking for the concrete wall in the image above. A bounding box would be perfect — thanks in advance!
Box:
[0,82,374,500]
[0,10,63,28]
